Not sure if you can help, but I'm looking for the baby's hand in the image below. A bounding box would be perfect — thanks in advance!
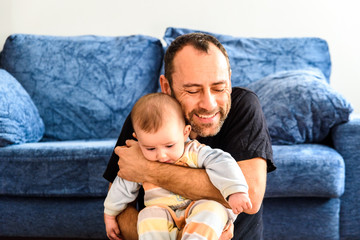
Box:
[228,192,252,214]
[104,214,122,240]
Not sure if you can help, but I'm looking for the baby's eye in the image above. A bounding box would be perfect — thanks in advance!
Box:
[166,144,174,148]
[146,148,155,151]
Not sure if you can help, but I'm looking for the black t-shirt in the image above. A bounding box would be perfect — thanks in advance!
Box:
[103,87,276,240]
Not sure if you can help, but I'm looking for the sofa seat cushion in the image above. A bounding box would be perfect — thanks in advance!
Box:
[0,139,116,197]
[0,34,164,141]
[266,144,345,198]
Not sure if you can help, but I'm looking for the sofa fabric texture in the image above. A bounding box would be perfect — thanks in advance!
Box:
[0,28,358,240]
[263,197,341,240]
[0,34,164,141]
[332,116,360,239]
[0,139,115,197]
[0,69,44,146]
[247,69,353,145]
[267,144,344,198]
[164,27,332,86]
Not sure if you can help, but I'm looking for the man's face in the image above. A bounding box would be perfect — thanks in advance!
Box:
[164,44,232,139]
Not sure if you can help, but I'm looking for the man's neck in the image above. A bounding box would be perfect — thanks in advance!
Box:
[190,131,198,140]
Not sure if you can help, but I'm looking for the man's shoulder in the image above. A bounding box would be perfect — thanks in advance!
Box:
[231,87,257,99]
[230,87,261,110]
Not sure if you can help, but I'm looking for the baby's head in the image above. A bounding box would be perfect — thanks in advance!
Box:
[131,93,191,163]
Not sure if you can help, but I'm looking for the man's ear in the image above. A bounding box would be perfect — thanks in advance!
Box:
[183,125,192,140]
[160,75,172,95]
[229,69,232,92]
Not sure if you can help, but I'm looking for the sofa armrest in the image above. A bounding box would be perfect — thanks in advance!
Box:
[331,113,360,238]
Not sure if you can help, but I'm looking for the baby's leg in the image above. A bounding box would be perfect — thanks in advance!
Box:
[181,200,230,240]
[138,206,178,240]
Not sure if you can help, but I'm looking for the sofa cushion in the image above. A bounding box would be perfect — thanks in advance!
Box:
[163,27,331,87]
[0,34,164,141]
[0,69,44,146]
[0,141,344,198]
[263,198,340,240]
[266,144,345,198]
[0,196,106,238]
[247,69,353,144]
[0,139,115,197]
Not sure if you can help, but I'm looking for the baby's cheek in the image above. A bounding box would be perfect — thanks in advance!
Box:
[141,150,156,162]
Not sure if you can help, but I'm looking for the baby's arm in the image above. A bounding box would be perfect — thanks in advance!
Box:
[228,192,252,214]
[104,176,140,240]
[196,143,251,209]
[104,213,122,240]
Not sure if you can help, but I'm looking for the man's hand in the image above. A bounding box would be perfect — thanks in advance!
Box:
[115,139,150,183]
[228,192,252,214]
[104,214,122,240]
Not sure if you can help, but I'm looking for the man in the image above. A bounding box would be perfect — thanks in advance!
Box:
[103,32,276,240]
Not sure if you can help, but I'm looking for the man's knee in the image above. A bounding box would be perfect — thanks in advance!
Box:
[116,205,139,240]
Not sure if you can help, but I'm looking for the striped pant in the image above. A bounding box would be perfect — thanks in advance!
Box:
[137,200,236,240]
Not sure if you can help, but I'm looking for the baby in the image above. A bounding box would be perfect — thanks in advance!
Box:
[104,92,251,240]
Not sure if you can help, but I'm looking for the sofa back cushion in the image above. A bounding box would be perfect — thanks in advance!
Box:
[163,27,331,87]
[247,69,353,144]
[0,69,45,146]
[0,34,163,141]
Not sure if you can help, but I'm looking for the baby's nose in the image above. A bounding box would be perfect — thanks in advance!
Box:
[156,150,167,161]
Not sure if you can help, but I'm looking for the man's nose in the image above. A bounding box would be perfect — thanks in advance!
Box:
[199,89,217,111]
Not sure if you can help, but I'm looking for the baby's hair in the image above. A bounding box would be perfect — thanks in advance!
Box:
[131,92,185,133]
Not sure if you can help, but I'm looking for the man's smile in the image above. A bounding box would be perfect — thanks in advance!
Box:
[194,112,220,124]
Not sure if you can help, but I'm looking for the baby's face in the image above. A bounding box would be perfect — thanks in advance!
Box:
[135,118,190,164]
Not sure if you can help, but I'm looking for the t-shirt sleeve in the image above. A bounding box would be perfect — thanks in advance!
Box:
[220,88,275,172]
[103,114,135,183]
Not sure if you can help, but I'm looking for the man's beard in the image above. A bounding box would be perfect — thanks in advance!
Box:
[170,88,231,138]
[187,103,230,138]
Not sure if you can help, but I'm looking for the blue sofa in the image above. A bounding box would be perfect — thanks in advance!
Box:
[0,27,358,240]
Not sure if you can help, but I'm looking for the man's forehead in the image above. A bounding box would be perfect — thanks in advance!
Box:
[175,44,215,59]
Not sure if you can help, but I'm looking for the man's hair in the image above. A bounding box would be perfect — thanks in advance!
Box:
[164,32,230,87]
[131,92,185,133]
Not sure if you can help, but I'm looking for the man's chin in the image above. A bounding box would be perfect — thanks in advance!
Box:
[192,123,222,138]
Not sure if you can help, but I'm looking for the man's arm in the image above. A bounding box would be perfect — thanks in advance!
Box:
[116,204,139,240]
[115,140,268,214]
[115,140,227,204]
[145,157,267,214]
[237,158,267,214]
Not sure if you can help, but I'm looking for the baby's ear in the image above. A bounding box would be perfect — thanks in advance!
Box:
[184,125,191,139]
[132,132,137,139]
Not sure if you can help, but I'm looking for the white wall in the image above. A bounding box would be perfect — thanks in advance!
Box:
[1,0,359,113]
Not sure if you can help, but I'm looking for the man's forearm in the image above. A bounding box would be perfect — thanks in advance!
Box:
[114,141,228,206]
[144,161,229,207]
[237,158,267,215]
